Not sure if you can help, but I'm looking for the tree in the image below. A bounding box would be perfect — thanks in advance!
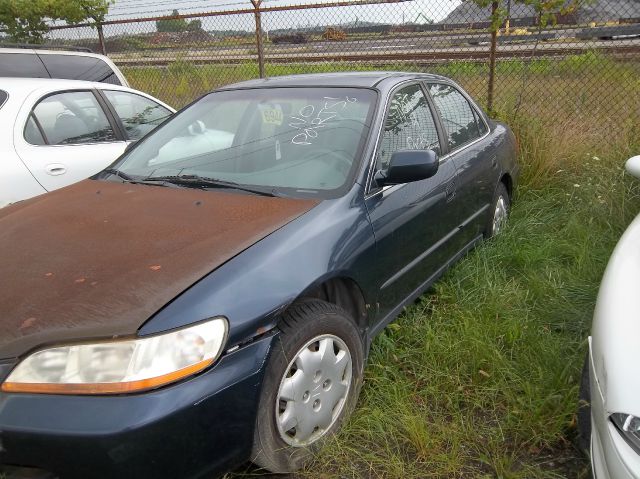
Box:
[0,0,112,43]
[156,10,204,33]
[186,19,203,32]
[156,10,189,33]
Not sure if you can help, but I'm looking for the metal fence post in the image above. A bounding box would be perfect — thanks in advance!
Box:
[96,23,107,55]
[487,0,498,114]
[251,0,265,78]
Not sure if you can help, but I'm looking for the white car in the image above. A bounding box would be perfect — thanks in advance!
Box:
[0,78,174,208]
[581,155,640,478]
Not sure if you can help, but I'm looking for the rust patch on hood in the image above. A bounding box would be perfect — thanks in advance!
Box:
[0,180,318,359]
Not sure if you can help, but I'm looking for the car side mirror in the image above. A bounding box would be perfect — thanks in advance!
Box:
[375,149,439,186]
[626,155,640,179]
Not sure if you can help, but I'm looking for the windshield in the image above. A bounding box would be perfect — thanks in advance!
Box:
[112,87,376,198]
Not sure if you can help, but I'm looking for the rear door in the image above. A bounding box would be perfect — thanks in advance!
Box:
[14,89,127,192]
[365,82,460,321]
[426,83,496,239]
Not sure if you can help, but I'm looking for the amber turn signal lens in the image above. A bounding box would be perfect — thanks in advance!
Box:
[1,358,214,395]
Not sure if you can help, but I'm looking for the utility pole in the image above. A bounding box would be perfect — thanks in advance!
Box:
[97,23,107,55]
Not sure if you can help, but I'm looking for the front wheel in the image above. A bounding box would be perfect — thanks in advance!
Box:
[251,300,364,473]
[485,182,510,238]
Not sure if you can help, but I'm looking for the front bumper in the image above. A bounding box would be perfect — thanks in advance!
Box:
[0,333,275,479]
[589,338,640,479]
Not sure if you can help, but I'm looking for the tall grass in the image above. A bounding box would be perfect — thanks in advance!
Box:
[297,140,639,479]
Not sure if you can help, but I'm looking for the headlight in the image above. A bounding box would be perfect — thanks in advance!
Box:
[1,318,227,395]
[611,413,640,454]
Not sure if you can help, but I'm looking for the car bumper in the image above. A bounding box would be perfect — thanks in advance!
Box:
[589,338,640,479]
[0,333,275,479]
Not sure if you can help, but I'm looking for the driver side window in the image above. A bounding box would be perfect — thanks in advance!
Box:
[25,91,116,146]
[376,83,440,172]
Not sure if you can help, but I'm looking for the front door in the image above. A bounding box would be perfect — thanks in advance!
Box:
[365,82,461,322]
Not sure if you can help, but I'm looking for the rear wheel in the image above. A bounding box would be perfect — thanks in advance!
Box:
[251,300,364,473]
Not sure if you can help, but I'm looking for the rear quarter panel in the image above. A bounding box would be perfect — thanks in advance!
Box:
[0,91,47,207]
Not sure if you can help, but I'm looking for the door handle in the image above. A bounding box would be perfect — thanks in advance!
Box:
[45,164,67,176]
[444,178,456,203]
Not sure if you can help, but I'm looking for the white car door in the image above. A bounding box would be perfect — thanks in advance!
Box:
[13,89,127,192]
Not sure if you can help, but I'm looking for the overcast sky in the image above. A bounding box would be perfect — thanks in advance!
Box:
[103,0,461,30]
[44,0,462,39]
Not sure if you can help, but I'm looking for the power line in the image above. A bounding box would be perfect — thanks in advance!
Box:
[110,1,248,11]
[106,3,254,18]
[110,0,242,9]
[107,0,256,17]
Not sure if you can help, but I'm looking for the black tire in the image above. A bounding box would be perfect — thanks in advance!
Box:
[577,352,592,454]
[251,299,365,473]
[484,181,510,238]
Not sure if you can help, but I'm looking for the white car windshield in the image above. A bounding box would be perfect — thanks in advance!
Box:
[113,87,376,198]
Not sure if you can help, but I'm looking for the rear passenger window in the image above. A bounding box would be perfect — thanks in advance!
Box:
[28,91,117,145]
[24,115,45,145]
[0,53,49,78]
[39,54,121,85]
[428,84,486,150]
[473,108,488,136]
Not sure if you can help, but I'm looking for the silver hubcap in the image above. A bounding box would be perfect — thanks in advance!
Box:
[276,334,353,447]
[492,195,508,235]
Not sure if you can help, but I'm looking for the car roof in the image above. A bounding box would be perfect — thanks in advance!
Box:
[0,47,103,58]
[223,71,450,90]
[0,77,131,95]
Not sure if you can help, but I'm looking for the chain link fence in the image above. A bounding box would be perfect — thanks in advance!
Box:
[3,0,638,149]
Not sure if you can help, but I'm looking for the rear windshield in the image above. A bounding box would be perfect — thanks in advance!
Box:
[0,90,7,109]
[0,53,49,78]
[0,52,121,85]
[39,54,121,85]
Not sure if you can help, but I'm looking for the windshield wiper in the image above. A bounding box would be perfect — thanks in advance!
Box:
[141,174,280,197]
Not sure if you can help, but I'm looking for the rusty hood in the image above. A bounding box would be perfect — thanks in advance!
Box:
[0,180,318,359]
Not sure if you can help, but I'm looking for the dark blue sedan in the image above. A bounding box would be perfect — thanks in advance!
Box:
[0,72,517,478]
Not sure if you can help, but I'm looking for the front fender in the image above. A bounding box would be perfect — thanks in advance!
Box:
[139,183,376,348]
